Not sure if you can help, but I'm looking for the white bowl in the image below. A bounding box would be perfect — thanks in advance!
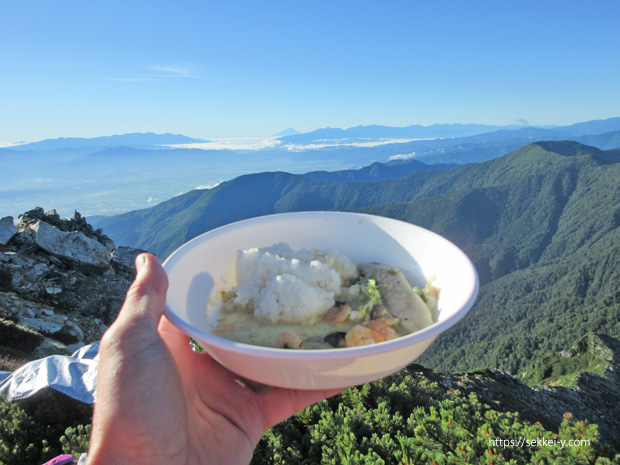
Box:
[163,211,478,390]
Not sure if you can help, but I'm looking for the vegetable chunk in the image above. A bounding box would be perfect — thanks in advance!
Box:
[358,263,433,333]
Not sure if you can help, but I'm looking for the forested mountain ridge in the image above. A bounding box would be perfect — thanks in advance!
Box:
[360,141,620,283]
[301,160,453,183]
[395,142,620,373]
[93,168,447,259]
[93,141,620,375]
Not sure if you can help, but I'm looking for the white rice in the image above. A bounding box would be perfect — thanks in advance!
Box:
[231,242,358,324]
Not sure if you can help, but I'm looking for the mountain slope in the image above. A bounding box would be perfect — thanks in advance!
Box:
[302,160,452,183]
[575,130,620,151]
[97,141,619,278]
[94,141,620,375]
[93,170,437,258]
[357,142,620,372]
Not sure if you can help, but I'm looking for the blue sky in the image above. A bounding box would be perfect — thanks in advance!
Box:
[1,0,619,142]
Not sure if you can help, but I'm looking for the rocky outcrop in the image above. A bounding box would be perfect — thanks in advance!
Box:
[0,216,18,246]
[31,221,111,273]
[0,208,146,362]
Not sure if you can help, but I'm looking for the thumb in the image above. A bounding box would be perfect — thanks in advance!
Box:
[115,253,169,330]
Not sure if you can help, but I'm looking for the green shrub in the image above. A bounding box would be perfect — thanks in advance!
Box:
[60,424,91,457]
[251,369,620,465]
[0,392,93,465]
[0,398,50,465]
[0,318,44,353]
[2,365,619,465]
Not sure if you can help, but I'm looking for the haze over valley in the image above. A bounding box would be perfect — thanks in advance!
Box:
[2,117,620,219]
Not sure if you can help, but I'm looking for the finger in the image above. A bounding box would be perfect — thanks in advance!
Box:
[257,387,344,429]
[158,314,195,355]
[115,253,169,330]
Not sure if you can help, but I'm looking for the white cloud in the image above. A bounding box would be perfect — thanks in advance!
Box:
[109,64,198,83]
[195,182,221,190]
[108,77,151,83]
[149,65,197,79]
[167,136,433,153]
[0,141,26,148]
[284,138,430,152]
[389,152,417,161]
[167,137,282,151]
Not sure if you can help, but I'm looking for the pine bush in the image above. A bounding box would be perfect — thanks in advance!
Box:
[251,369,620,464]
[60,424,91,457]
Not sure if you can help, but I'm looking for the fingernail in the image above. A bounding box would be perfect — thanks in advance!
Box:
[136,253,149,273]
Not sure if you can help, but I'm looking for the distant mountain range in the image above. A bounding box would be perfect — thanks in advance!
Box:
[273,127,300,137]
[9,132,204,151]
[279,122,528,142]
[3,117,620,219]
[92,140,620,378]
[278,117,620,144]
[9,117,620,153]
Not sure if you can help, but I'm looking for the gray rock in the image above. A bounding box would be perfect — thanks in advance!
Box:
[11,272,22,287]
[18,315,63,334]
[2,208,136,373]
[111,246,146,273]
[32,337,70,358]
[44,208,61,222]
[0,216,17,245]
[22,308,36,318]
[40,312,67,326]
[33,263,48,276]
[31,221,111,273]
[63,320,85,341]
[17,207,44,230]
[66,341,86,353]
[6,252,28,267]
[45,286,63,295]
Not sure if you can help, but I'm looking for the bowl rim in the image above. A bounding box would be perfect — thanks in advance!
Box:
[163,211,479,360]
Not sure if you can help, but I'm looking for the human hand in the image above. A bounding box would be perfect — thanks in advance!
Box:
[87,253,342,465]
